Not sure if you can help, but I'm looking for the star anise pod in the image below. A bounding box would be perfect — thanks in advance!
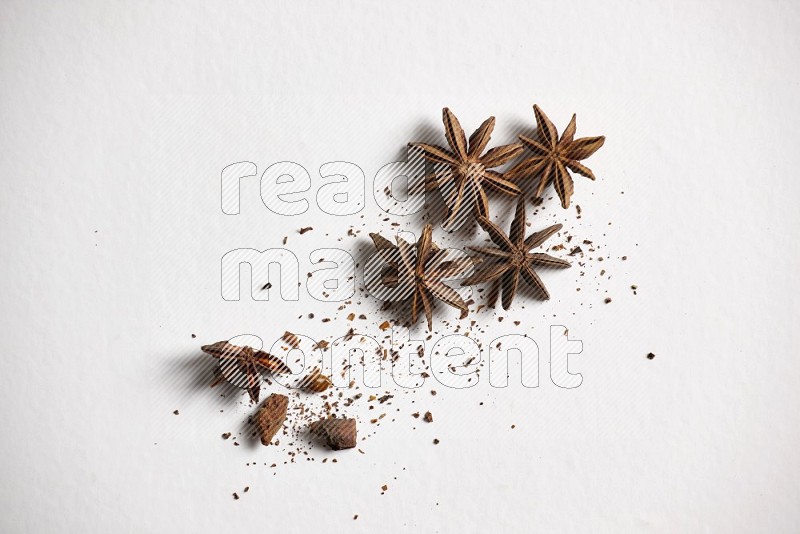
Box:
[413,108,524,228]
[201,340,291,403]
[369,224,474,330]
[506,105,605,209]
[462,197,570,309]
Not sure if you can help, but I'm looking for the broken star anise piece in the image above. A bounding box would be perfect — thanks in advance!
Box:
[255,393,289,446]
[505,104,605,209]
[413,108,523,228]
[309,417,357,450]
[369,224,475,330]
[201,340,291,404]
[462,196,570,309]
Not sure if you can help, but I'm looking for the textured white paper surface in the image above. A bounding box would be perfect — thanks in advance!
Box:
[1,1,799,532]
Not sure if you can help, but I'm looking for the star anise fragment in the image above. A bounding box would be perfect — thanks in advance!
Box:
[462,197,570,309]
[413,108,524,227]
[369,224,475,330]
[309,417,357,450]
[201,340,291,403]
[255,393,288,446]
[506,105,605,209]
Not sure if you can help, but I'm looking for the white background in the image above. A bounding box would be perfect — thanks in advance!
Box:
[2,1,799,532]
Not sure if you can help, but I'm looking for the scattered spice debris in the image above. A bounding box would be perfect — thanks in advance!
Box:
[647,352,655,360]
[423,411,433,423]
[173,410,179,415]
[299,227,313,234]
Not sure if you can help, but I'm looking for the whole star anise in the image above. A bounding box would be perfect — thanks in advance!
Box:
[462,197,570,309]
[202,340,291,403]
[506,105,605,209]
[413,108,524,228]
[369,224,475,330]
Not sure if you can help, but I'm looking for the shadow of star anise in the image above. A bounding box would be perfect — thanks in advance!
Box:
[412,108,524,228]
[506,104,605,209]
[369,224,475,330]
[201,340,291,403]
[462,196,570,309]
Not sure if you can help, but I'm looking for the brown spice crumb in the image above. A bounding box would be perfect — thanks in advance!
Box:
[221,432,231,440]
[433,438,440,445]
[299,227,313,234]
[381,484,388,492]
[282,331,300,349]
[430,390,437,396]
[172,410,179,415]
[233,493,239,500]
[647,352,655,360]
[353,515,358,520]
[604,297,612,304]
[243,486,249,493]
[423,411,433,423]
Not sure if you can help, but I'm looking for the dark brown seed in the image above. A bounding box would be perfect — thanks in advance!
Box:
[647,352,655,360]
[297,366,333,393]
